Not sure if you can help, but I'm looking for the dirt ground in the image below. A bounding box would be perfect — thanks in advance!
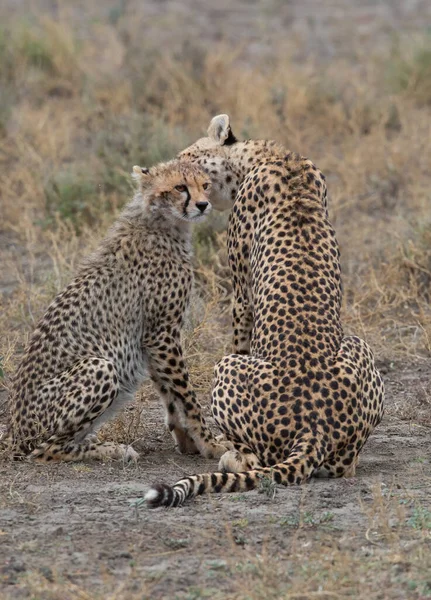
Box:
[1,360,430,599]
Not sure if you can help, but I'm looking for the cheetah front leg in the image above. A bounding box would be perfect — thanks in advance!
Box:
[150,370,199,455]
[232,296,253,355]
[146,331,228,459]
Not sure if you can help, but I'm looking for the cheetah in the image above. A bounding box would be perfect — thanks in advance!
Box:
[145,114,384,507]
[6,159,228,462]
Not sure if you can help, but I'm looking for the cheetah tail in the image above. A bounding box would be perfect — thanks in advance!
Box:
[145,470,259,508]
[145,439,323,507]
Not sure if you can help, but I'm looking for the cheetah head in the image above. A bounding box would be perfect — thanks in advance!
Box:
[178,114,239,211]
[132,160,212,223]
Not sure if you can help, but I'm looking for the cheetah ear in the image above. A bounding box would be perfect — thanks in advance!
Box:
[132,165,151,188]
[207,114,237,146]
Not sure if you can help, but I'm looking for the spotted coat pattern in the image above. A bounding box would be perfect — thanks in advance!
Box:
[7,160,228,462]
[145,115,384,507]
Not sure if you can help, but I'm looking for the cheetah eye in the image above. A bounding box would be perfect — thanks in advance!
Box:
[203,182,210,190]
[175,185,187,193]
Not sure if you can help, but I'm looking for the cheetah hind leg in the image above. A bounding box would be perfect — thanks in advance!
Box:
[314,335,384,480]
[30,357,139,463]
[30,434,139,463]
[313,454,359,479]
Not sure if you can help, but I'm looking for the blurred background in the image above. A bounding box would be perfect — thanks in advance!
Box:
[1,0,431,380]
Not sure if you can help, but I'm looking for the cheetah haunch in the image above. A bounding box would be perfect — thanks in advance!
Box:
[145,115,385,507]
[7,160,228,462]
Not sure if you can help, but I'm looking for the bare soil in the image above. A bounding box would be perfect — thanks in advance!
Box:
[1,361,430,599]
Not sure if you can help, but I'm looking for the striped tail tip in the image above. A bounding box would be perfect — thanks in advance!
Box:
[145,483,187,508]
[145,484,173,508]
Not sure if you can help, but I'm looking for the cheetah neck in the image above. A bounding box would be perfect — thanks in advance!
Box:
[123,194,192,241]
[224,141,326,210]
[229,139,287,176]
[84,196,193,270]
[222,140,287,194]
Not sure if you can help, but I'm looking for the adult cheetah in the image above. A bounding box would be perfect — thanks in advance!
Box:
[6,160,228,462]
[145,115,384,507]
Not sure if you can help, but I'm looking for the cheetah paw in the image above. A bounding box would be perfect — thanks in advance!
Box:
[203,439,235,459]
[215,434,236,451]
[122,445,140,463]
[218,449,260,472]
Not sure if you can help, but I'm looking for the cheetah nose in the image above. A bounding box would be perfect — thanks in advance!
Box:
[196,201,209,213]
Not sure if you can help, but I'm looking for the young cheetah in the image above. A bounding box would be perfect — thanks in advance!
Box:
[145,115,384,507]
[7,160,228,462]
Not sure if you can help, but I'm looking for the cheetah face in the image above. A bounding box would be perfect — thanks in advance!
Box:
[169,179,212,222]
[132,161,212,223]
[178,114,238,212]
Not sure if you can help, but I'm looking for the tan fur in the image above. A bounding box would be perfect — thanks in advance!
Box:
[7,159,228,462]
[145,116,384,507]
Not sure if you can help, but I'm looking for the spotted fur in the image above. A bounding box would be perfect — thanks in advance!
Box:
[7,159,228,462]
[145,115,384,507]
